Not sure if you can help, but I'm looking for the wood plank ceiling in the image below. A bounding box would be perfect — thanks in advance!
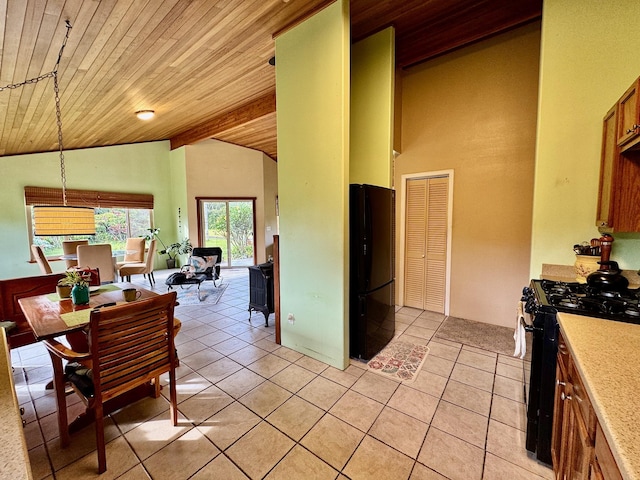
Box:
[0,0,541,160]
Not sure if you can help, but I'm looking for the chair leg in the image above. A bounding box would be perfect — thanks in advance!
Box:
[152,376,161,398]
[95,403,107,473]
[150,272,155,286]
[47,352,70,447]
[169,366,177,426]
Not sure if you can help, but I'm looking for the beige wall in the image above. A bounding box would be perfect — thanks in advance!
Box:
[396,22,541,327]
[184,139,275,264]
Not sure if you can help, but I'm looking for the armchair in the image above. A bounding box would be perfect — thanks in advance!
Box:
[190,247,223,286]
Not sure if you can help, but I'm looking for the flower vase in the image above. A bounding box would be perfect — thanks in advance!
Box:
[574,255,600,283]
[71,284,90,305]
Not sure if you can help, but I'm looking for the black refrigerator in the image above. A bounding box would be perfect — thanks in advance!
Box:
[349,184,395,360]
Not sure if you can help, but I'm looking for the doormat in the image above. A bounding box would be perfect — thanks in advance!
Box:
[435,316,531,360]
[173,282,227,306]
[367,341,429,383]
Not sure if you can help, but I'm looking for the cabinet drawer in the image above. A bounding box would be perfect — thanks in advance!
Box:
[595,424,623,480]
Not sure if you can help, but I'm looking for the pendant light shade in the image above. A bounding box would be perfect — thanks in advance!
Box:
[23,21,96,237]
[33,206,96,236]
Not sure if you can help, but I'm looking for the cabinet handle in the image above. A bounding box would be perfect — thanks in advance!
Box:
[561,392,572,401]
[556,380,566,386]
[599,221,608,227]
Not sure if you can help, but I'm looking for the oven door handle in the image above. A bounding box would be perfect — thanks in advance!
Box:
[524,325,542,333]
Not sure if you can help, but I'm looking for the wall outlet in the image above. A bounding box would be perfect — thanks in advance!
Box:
[287,313,295,324]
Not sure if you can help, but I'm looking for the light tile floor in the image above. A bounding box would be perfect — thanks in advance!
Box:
[11,268,553,479]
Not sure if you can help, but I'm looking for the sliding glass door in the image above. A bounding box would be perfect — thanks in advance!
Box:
[198,198,256,267]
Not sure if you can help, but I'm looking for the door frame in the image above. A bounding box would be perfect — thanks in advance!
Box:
[196,197,257,267]
[398,170,454,314]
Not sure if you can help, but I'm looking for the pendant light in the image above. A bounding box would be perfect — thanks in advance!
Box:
[31,21,96,236]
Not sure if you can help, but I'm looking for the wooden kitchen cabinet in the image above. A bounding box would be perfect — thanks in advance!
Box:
[552,333,570,477]
[596,106,619,231]
[616,77,640,147]
[596,76,640,232]
[552,329,624,480]
[553,330,593,480]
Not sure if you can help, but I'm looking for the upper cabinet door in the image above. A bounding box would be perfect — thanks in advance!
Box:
[596,106,619,231]
[616,78,640,147]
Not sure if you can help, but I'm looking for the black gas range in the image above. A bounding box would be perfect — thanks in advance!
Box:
[523,278,640,466]
[530,278,640,323]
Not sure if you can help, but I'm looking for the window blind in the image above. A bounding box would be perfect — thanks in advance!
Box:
[24,186,153,209]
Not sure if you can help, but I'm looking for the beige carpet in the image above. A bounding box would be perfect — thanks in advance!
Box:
[367,340,429,383]
[171,282,227,306]
[435,316,532,361]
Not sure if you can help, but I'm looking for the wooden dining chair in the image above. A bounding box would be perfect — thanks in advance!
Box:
[77,243,114,283]
[43,292,178,474]
[117,239,157,285]
[30,245,52,274]
[61,240,88,268]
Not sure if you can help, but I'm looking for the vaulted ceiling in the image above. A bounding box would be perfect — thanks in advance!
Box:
[0,0,541,160]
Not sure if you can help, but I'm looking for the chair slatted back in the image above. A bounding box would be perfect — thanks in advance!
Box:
[88,292,177,402]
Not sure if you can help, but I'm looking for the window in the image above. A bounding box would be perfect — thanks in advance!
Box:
[25,186,153,258]
[197,198,256,267]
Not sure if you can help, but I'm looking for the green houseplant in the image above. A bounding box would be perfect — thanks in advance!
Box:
[58,270,89,304]
[145,228,193,269]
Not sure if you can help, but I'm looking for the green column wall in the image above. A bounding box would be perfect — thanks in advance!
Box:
[275,0,350,369]
[350,27,395,187]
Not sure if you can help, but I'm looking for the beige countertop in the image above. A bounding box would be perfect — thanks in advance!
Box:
[557,313,640,480]
[0,330,32,480]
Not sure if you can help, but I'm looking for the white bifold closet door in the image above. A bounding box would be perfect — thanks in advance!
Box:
[404,176,448,313]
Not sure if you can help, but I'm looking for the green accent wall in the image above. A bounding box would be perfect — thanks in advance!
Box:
[275,0,350,368]
[532,0,640,273]
[0,141,179,279]
[350,27,395,187]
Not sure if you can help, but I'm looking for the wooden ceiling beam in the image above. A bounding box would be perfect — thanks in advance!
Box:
[169,90,276,150]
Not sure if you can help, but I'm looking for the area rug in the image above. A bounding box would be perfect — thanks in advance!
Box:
[367,340,429,383]
[435,316,532,360]
[173,282,227,306]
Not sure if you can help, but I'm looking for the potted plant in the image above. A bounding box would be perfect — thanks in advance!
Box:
[161,238,193,269]
[145,228,192,269]
[56,273,75,299]
[58,270,90,304]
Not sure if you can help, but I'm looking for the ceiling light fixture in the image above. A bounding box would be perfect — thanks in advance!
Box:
[135,110,155,120]
[0,21,96,236]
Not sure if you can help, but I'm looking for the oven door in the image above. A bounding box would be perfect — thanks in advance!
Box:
[525,304,558,466]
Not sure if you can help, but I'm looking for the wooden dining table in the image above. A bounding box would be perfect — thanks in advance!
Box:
[18,283,157,340]
[18,283,163,438]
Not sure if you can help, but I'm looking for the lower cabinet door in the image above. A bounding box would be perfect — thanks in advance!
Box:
[568,399,593,480]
